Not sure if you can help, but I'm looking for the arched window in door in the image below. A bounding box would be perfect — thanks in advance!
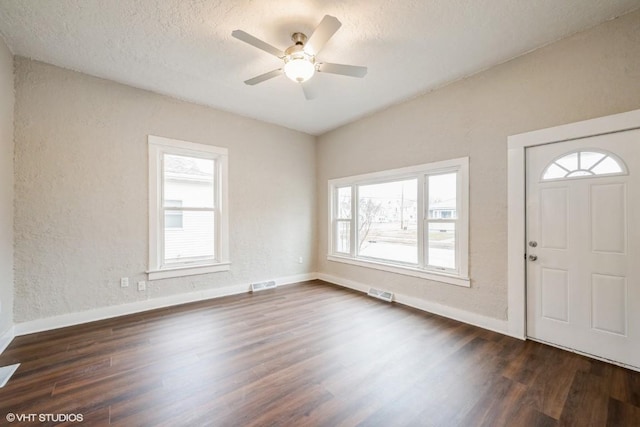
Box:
[541,149,627,181]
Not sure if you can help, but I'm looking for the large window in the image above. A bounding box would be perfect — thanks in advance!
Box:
[148,136,229,280]
[328,158,469,287]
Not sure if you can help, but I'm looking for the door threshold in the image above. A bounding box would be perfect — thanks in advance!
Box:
[527,336,640,373]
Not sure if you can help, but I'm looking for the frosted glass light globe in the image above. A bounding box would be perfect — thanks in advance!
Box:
[284,57,315,83]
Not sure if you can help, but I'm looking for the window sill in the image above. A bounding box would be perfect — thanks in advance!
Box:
[327,255,470,287]
[147,262,231,280]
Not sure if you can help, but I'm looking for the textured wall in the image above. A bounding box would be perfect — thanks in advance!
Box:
[13,59,316,323]
[0,36,13,335]
[316,11,640,320]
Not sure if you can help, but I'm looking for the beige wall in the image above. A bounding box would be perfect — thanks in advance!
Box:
[0,36,14,335]
[8,9,640,329]
[316,11,640,321]
[13,59,316,323]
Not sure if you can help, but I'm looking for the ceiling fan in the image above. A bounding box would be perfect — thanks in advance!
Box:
[231,15,367,100]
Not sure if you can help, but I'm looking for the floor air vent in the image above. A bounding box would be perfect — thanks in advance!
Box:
[251,280,277,292]
[368,288,394,302]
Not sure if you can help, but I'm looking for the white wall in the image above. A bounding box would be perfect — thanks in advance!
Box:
[316,11,640,322]
[13,59,316,324]
[0,35,14,337]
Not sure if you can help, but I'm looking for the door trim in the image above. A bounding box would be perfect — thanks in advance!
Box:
[507,109,640,339]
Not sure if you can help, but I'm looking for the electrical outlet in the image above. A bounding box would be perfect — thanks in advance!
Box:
[137,281,146,291]
[297,256,303,264]
[120,277,129,288]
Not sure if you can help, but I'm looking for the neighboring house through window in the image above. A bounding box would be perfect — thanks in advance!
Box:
[164,199,183,229]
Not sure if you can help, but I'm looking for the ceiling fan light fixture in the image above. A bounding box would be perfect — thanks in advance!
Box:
[232,15,367,97]
[283,53,315,83]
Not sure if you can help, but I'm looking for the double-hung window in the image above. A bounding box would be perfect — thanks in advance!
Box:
[328,157,469,287]
[148,135,229,280]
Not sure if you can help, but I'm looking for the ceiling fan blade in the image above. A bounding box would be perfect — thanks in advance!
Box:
[301,80,321,100]
[244,69,282,85]
[304,15,341,56]
[318,62,368,78]
[232,30,284,58]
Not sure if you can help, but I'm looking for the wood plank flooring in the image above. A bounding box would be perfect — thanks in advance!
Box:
[1,280,639,426]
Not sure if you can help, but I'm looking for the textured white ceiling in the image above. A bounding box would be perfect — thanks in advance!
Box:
[0,0,638,135]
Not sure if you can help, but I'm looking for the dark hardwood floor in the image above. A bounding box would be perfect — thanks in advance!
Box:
[1,280,639,426]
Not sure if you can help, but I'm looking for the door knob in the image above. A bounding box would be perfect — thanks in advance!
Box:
[528,255,538,261]
[528,241,537,247]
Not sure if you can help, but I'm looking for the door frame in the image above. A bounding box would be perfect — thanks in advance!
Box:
[507,109,640,339]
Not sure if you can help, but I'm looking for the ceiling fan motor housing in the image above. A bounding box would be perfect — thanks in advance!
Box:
[290,32,307,46]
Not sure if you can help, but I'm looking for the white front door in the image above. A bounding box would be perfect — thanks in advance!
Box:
[526,129,640,369]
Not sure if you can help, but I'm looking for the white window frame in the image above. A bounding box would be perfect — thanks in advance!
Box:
[327,157,470,287]
[147,135,230,280]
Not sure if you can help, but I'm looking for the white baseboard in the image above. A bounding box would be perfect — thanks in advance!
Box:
[0,326,15,355]
[13,271,517,340]
[395,292,511,338]
[317,273,517,338]
[317,273,370,293]
[274,273,317,287]
[14,273,317,336]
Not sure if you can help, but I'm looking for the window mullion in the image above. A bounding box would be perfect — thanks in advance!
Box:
[417,174,425,269]
[453,170,460,273]
[213,158,220,263]
[426,218,458,224]
[351,185,357,257]
[423,175,430,268]
[337,188,343,254]
[164,207,215,212]
[159,152,166,269]
[332,187,339,255]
